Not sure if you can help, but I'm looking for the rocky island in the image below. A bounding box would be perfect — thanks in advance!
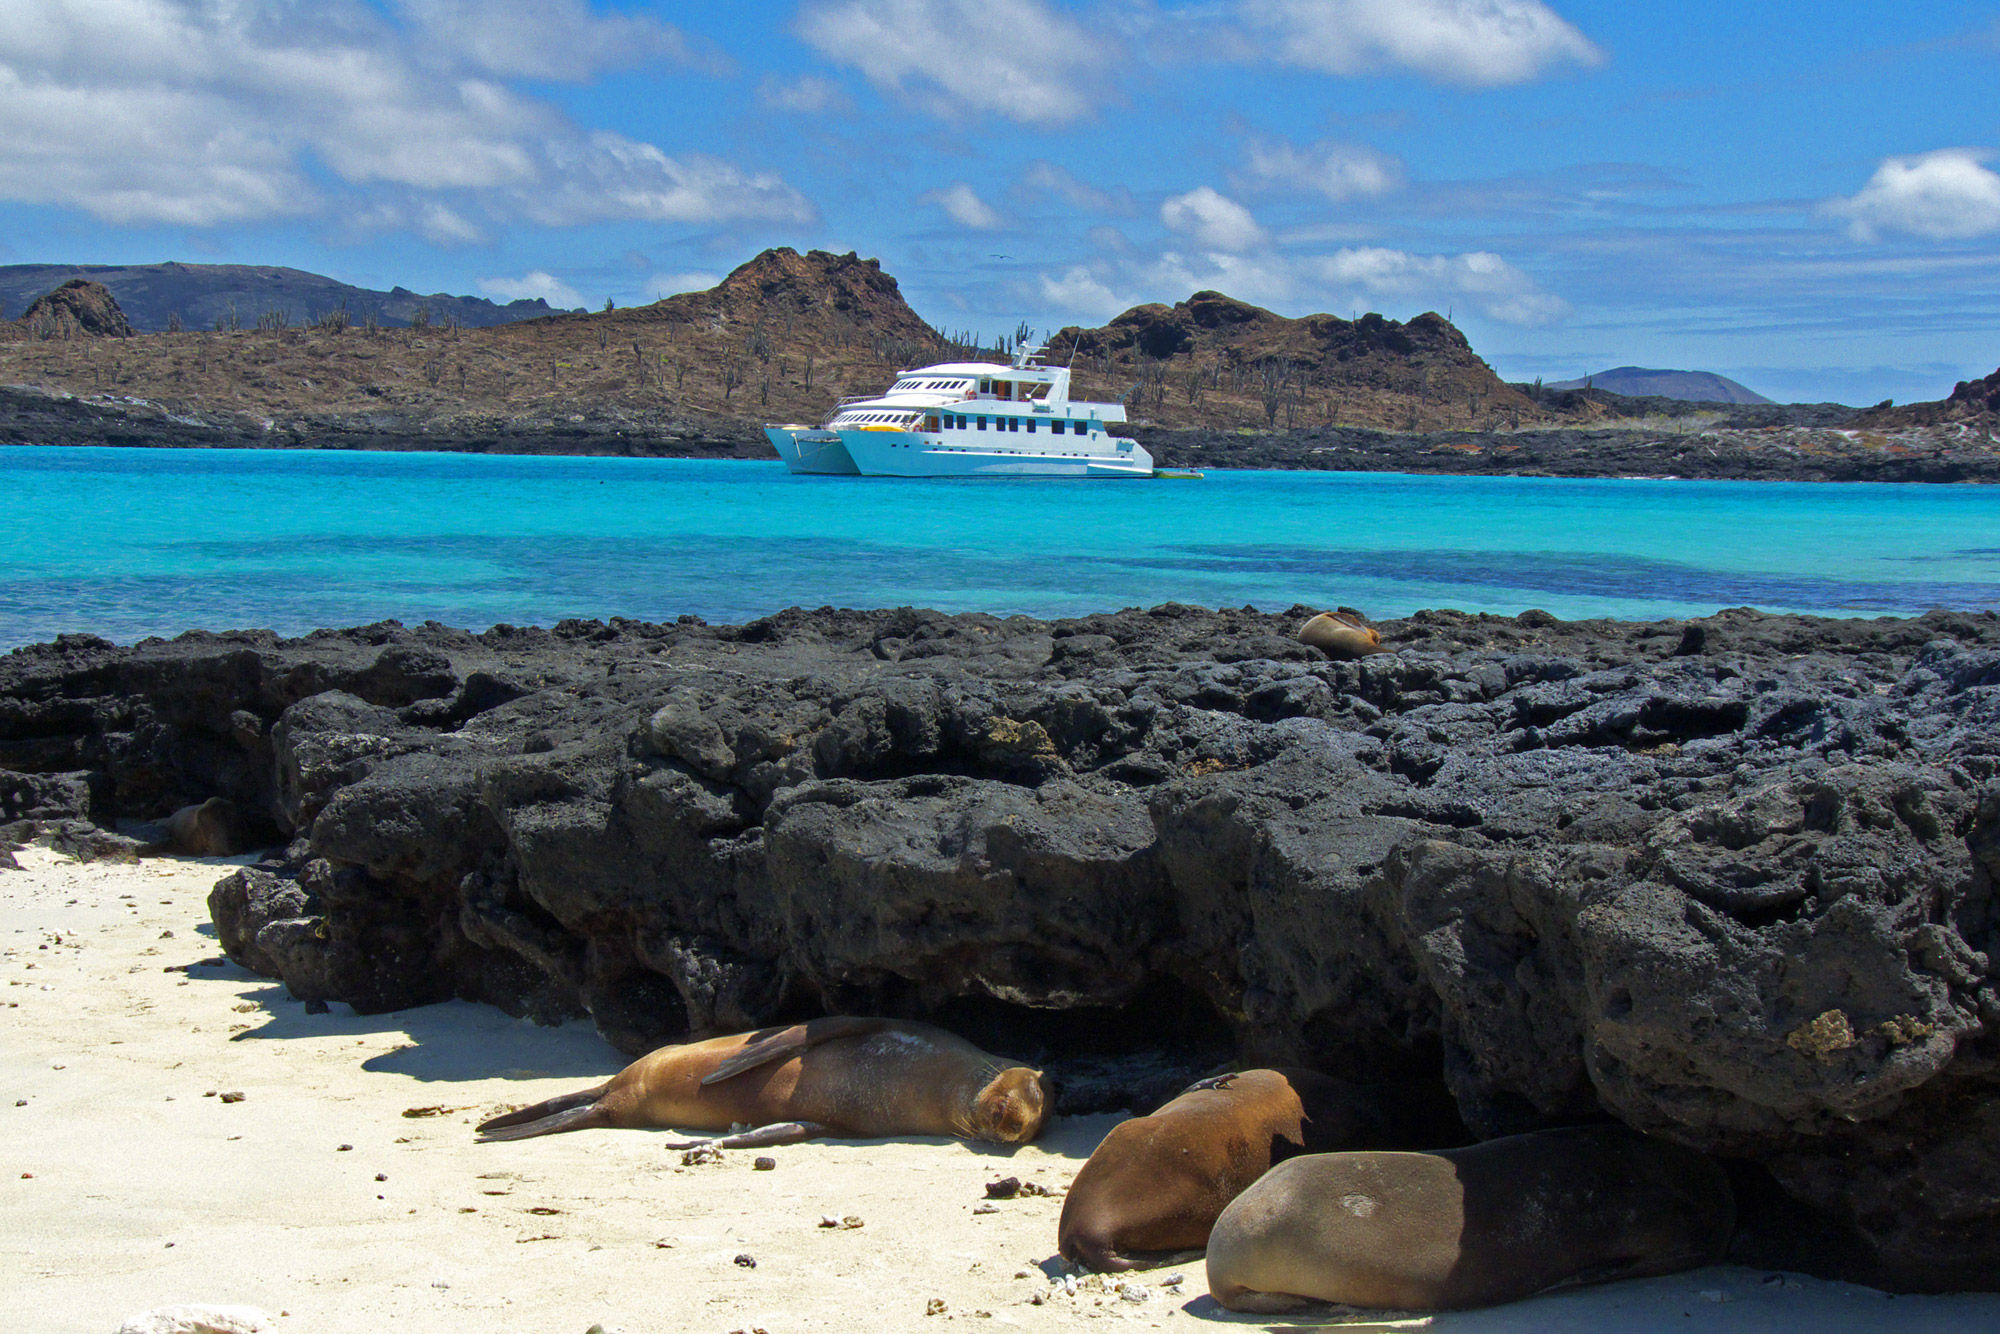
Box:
[4,250,1996,482]
[5,602,1998,1293]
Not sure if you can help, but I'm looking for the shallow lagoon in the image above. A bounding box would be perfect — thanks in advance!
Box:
[7,446,1999,648]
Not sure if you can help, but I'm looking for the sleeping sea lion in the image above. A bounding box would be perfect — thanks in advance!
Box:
[476,1015,1052,1149]
[155,798,241,857]
[1206,1124,1735,1313]
[1058,1069,1418,1272]
[1298,611,1384,660]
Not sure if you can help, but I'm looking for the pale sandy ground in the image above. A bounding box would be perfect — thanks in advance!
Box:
[6,846,2000,1334]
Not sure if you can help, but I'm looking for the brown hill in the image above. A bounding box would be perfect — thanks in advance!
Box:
[1856,366,2000,429]
[18,279,134,339]
[0,249,1571,448]
[1049,292,1554,432]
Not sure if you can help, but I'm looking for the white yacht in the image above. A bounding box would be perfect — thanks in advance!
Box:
[765,344,1154,477]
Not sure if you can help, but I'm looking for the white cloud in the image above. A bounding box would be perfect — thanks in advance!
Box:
[643,271,721,300]
[478,270,583,308]
[1242,0,1603,87]
[1309,246,1568,324]
[1160,187,1268,252]
[757,74,852,114]
[523,134,814,226]
[920,182,1004,230]
[394,0,707,80]
[1021,161,1134,214]
[0,0,811,234]
[1040,239,1565,330]
[1039,265,1130,320]
[1147,250,1301,308]
[413,202,486,246]
[1241,138,1405,202]
[1829,148,2000,242]
[795,0,1110,125]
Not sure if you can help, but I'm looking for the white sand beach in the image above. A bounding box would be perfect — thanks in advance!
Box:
[5,845,1998,1334]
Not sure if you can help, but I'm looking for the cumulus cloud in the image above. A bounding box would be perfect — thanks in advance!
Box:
[1147,250,1302,308]
[1240,138,1405,202]
[0,0,810,233]
[1040,238,1566,329]
[794,0,1110,124]
[1160,187,1268,252]
[920,182,1005,230]
[478,270,583,308]
[1829,148,2000,242]
[1309,246,1568,324]
[1039,265,1131,319]
[523,134,814,227]
[1241,0,1603,87]
[643,271,722,300]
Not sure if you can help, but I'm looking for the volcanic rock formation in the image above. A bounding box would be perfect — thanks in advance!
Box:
[1050,292,1544,431]
[5,605,2000,1291]
[1859,366,2000,429]
[16,279,135,339]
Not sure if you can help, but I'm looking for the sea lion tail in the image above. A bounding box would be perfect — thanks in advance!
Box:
[476,1087,608,1140]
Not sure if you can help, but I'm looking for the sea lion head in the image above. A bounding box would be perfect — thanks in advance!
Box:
[965,1065,1055,1144]
[1298,610,1384,660]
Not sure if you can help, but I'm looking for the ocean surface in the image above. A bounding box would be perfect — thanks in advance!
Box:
[7,445,2000,649]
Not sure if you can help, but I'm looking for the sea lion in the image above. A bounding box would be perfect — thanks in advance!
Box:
[156,798,241,856]
[1298,610,1384,660]
[1058,1069,1421,1272]
[476,1015,1052,1149]
[1206,1124,1734,1313]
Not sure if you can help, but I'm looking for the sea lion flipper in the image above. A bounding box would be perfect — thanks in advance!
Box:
[699,1016,893,1085]
[663,1121,829,1150]
[474,1094,610,1141]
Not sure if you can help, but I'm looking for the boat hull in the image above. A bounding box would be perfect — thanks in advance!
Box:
[765,426,861,475]
[768,426,1155,478]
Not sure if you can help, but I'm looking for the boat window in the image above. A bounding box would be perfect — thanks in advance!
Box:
[977,416,987,430]
[1026,420,1035,433]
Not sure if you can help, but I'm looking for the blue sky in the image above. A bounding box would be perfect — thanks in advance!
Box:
[1,2,1996,404]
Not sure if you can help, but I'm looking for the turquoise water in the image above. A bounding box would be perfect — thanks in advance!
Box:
[5,445,1999,648]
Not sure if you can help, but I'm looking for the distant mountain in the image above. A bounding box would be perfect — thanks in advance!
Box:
[0,262,567,333]
[1546,366,1773,405]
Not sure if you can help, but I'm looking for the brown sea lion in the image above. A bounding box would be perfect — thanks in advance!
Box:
[476,1016,1052,1149]
[1297,610,1384,660]
[1206,1124,1735,1313]
[1058,1069,1417,1272]
[157,798,241,856]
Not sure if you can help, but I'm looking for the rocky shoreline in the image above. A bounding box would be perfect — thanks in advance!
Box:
[8,381,2000,482]
[1141,421,2000,482]
[5,603,1999,1292]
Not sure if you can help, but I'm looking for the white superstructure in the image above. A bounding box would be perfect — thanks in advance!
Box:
[765,344,1154,477]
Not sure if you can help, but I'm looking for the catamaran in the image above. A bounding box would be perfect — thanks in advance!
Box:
[765,344,1155,477]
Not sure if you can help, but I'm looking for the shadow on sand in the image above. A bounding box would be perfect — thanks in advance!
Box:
[219,979,619,1082]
